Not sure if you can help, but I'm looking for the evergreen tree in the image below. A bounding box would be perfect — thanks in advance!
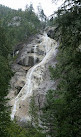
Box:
[0,25,12,137]
[29,95,39,127]
[40,0,81,136]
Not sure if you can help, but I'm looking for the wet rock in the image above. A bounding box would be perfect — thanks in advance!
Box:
[47,26,61,41]
[15,86,22,95]
[8,32,58,122]
[47,29,55,39]
[28,56,34,66]
[17,57,28,66]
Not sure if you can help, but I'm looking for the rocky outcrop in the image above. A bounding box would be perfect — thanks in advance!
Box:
[47,27,55,39]
[8,16,21,26]
[46,26,60,41]
[8,32,58,122]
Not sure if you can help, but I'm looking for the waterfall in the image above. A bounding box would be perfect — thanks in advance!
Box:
[11,97,18,120]
[11,33,58,120]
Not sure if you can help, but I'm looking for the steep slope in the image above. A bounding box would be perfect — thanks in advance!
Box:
[0,4,42,48]
[8,32,58,122]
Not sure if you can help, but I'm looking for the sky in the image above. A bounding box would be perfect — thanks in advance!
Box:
[0,0,64,17]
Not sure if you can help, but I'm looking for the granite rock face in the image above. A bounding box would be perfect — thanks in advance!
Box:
[8,32,58,122]
[46,26,60,41]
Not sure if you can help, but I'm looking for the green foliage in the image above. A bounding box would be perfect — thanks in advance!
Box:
[40,90,59,137]
[29,95,39,126]
[0,4,42,48]
[6,121,46,137]
[0,25,13,137]
[40,0,81,137]
[0,4,13,19]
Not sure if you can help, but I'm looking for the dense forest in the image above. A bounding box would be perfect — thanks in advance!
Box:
[39,0,81,136]
[0,0,81,136]
[0,4,46,46]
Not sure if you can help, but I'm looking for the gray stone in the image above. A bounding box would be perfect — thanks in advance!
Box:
[8,31,58,123]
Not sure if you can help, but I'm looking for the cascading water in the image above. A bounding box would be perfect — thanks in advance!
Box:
[11,32,58,120]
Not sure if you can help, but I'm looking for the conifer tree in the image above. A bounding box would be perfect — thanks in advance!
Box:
[40,0,81,136]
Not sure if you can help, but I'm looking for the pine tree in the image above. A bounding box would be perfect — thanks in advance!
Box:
[40,0,81,136]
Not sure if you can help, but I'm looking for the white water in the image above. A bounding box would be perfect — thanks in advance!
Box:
[11,97,18,120]
[11,33,58,120]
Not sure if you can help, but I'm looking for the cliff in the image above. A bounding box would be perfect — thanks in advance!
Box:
[8,31,58,123]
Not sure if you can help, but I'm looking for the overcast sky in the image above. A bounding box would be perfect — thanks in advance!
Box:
[0,0,64,16]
